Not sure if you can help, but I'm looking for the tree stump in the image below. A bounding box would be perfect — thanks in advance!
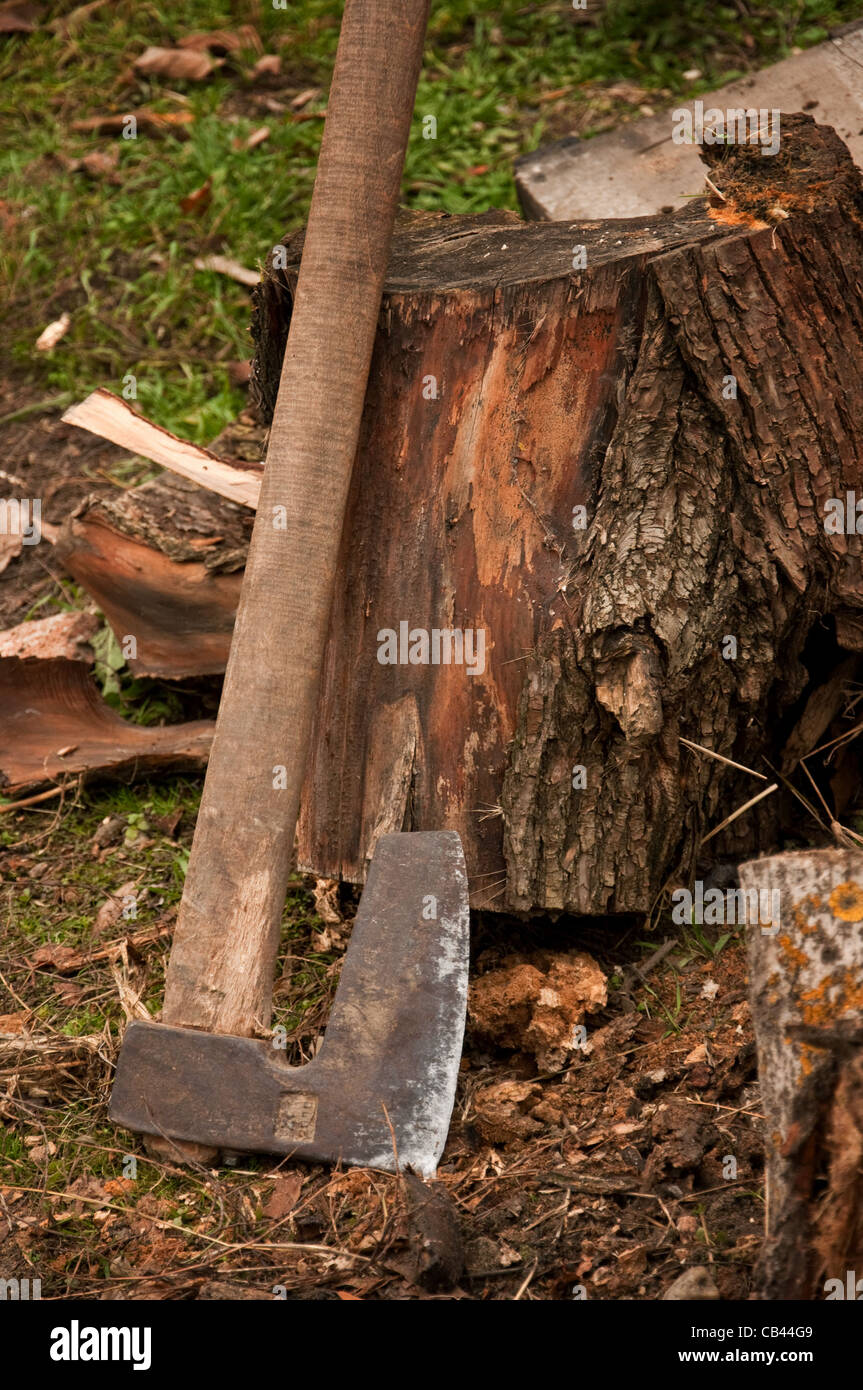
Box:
[246,114,863,911]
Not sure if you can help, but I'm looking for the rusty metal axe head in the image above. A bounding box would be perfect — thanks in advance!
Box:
[110,831,469,1178]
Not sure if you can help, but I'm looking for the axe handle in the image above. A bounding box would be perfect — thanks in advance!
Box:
[161,0,431,1036]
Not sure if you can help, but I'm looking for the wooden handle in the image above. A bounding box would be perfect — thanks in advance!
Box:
[162,0,431,1036]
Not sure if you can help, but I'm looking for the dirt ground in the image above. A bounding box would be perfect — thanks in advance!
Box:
[1,859,764,1300]
[0,397,763,1298]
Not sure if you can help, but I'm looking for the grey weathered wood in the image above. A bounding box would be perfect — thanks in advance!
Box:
[515,21,863,221]
[740,848,863,1300]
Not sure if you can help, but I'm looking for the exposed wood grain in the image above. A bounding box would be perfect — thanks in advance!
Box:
[63,389,262,507]
[0,657,213,791]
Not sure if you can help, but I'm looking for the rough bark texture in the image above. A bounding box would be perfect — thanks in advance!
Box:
[740,849,863,1300]
[502,118,863,914]
[247,115,863,913]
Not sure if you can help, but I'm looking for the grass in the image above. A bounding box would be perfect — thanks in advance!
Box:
[2,0,862,438]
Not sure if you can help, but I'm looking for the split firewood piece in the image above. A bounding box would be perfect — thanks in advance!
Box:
[62,389,261,508]
[0,656,214,793]
[53,469,254,679]
[740,848,863,1299]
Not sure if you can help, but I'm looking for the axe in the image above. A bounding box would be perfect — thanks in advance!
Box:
[110,0,470,1178]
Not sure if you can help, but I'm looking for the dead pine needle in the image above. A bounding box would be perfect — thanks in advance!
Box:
[699,782,778,848]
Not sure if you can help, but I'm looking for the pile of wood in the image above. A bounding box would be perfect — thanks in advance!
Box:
[6,114,863,918]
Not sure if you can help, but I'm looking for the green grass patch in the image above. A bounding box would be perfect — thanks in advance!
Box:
[2,0,862,436]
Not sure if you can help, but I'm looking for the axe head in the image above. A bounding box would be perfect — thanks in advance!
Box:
[110,831,469,1178]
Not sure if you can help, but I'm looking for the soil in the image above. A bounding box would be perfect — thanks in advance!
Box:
[0,375,763,1302]
[0,782,763,1302]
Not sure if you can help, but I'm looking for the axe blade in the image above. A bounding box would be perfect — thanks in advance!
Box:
[110,831,469,1177]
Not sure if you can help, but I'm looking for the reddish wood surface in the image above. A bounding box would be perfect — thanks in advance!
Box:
[0,657,213,791]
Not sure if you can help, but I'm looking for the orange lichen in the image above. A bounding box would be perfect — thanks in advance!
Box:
[798,969,863,1028]
[777,935,809,972]
[828,881,863,921]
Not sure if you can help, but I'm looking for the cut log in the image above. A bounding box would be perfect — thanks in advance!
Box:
[52,415,262,678]
[740,849,863,1300]
[247,115,863,911]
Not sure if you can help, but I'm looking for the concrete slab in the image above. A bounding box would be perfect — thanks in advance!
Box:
[515,20,863,220]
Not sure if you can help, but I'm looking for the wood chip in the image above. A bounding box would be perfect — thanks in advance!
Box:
[133,46,221,82]
[194,254,258,288]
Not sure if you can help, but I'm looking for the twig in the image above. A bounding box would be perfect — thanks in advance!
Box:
[0,786,66,813]
[699,782,778,847]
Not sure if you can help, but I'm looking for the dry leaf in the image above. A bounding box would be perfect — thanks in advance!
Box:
[179,176,212,216]
[252,54,281,78]
[178,26,261,55]
[0,1011,28,1033]
[29,1142,57,1162]
[0,1,41,34]
[35,312,71,351]
[80,146,120,179]
[30,943,82,973]
[53,979,84,1006]
[290,86,321,110]
[244,125,270,150]
[93,879,138,937]
[262,1172,303,1220]
[134,46,220,82]
[194,254,257,287]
